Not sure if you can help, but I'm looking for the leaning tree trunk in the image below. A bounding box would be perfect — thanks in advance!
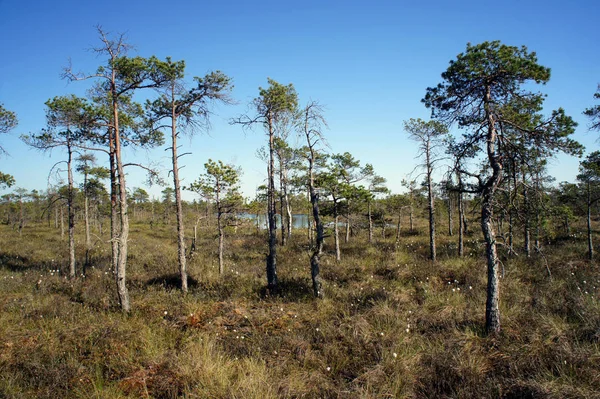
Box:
[171,106,188,293]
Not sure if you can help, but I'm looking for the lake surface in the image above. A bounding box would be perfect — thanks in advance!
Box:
[238,213,310,229]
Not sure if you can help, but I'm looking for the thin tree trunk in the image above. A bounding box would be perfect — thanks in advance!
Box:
[279,167,286,246]
[113,93,130,312]
[171,102,188,293]
[307,186,313,245]
[395,212,401,248]
[67,143,76,279]
[345,207,350,244]
[84,171,91,273]
[457,171,465,257]
[60,206,65,239]
[266,117,278,291]
[587,182,593,261]
[426,143,436,262]
[368,201,373,243]
[218,215,224,274]
[448,196,453,236]
[508,177,514,257]
[285,189,292,243]
[523,173,531,258]
[308,156,323,297]
[217,184,224,275]
[334,200,341,262]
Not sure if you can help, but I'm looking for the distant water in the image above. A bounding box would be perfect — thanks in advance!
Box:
[238,213,310,229]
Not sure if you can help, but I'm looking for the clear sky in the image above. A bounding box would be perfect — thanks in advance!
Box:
[0,0,598,201]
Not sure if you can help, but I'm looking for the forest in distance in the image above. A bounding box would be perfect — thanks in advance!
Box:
[1,27,600,398]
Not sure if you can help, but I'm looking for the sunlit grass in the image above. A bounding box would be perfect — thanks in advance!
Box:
[0,218,599,398]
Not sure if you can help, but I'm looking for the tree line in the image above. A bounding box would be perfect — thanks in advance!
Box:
[1,31,599,335]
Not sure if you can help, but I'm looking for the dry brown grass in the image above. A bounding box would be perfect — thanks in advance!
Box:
[0,219,599,398]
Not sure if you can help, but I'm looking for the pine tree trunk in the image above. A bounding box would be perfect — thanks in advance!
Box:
[587,182,593,261]
[523,174,531,258]
[483,195,501,334]
[266,117,278,291]
[284,167,292,243]
[67,143,76,279]
[448,196,453,236]
[307,187,313,245]
[458,190,464,257]
[280,168,286,246]
[395,212,401,248]
[308,156,323,298]
[113,94,130,312]
[334,200,341,262]
[426,144,436,262]
[84,173,91,273]
[217,190,225,274]
[345,208,350,243]
[60,205,65,239]
[368,201,373,243]
[483,86,501,335]
[171,105,188,293]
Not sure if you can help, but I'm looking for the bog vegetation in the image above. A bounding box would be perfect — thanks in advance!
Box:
[0,29,600,398]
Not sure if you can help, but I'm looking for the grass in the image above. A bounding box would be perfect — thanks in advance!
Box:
[0,219,599,398]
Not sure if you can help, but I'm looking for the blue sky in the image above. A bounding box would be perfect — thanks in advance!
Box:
[0,0,598,201]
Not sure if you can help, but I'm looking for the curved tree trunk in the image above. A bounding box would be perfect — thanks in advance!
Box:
[483,86,502,335]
